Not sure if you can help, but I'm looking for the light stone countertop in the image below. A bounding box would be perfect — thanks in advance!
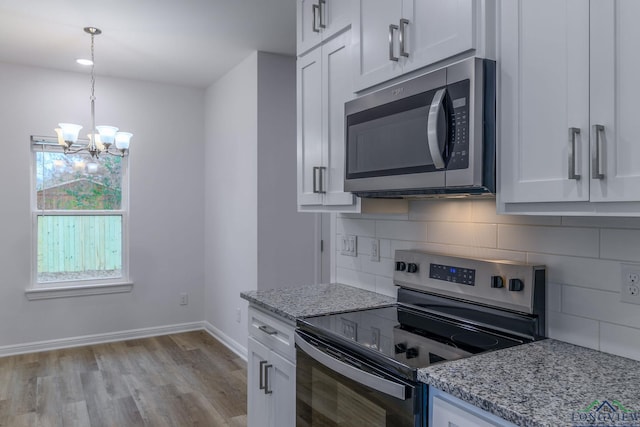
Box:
[419,339,640,427]
[241,284,640,426]
[240,282,395,322]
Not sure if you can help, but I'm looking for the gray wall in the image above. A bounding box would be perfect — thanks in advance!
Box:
[0,62,206,348]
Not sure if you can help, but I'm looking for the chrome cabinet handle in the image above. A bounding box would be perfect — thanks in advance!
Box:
[318,0,326,29]
[312,166,326,194]
[388,24,399,61]
[568,127,581,180]
[264,364,273,394]
[427,88,448,170]
[312,4,320,32]
[258,325,278,335]
[592,124,605,179]
[259,360,267,390]
[399,19,410,57]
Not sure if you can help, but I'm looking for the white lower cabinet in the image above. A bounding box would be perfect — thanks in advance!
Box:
[430,387,517,427]
[247,307,296,427]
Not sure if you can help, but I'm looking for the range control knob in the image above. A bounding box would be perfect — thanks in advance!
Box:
[395,262,407,272]
[394,342,407,354]
[508,278,524,292]
[407,263,419,273]
[406,347,419,359]
[491,275,504,288]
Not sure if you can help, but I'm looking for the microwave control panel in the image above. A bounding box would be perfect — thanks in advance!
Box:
[446,79,470,171]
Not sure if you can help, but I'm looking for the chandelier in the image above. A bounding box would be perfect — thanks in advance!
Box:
[55,27,132,158]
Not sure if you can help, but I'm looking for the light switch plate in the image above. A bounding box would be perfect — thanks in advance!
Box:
[340,235,357,257]
[370,239,380,262]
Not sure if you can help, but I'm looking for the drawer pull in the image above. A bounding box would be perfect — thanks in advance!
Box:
[259,325,278,335]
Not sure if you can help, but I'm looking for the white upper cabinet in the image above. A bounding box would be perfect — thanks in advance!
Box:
[297,0,353,55]
[352,0,477,92]
[589,0,640,202]
[499,0,640,215]
[297,31,360,211]
[499,0,590,204]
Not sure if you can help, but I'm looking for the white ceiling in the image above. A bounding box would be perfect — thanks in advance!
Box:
[0,0,296,88]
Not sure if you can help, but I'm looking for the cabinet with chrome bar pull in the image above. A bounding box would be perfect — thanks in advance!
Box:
[247,306,296,427]
[499,0,640,215]
[352,0,480,92]
[297,29,360,211]
[297,0,353,55]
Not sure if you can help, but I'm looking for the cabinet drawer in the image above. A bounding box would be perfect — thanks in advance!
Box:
[248,306,296,362]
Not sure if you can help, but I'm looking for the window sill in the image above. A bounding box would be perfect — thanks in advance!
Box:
[25,281,134,300]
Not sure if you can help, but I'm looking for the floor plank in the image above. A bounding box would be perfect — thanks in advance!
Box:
[0,332,247,427]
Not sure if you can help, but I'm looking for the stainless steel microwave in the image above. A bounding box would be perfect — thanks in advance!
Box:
[344,57,496,198]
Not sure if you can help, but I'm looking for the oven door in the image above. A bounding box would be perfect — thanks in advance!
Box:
[295,330,425,427]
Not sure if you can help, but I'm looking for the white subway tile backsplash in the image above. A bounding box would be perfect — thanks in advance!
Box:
[428,222,497,248]
[546,282,562,313]
[562,216,640,229]
[336,198,640,361]
[337,217,375,237]
[601,229,640,262]
[546,311,599,350]
[336,267,377,293]
[376,220,427,241]
[563,285,640,329]
[360,256,395,278]
[409,200,472,222]
[336,253,362,271]
[375,276,397,298]
[498,224,599,257]
[471,199,562,226]
[527,253,620,292]
[599,322,640,361]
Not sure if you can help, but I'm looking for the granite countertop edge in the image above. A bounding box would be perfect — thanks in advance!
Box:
[240,283,396,322]
[241,284,640,427]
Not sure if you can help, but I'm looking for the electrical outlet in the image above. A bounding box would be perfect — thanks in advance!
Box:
[236,308,242,323]
[621,263,640,304]
[370,239,380,262]
[179,293,188,306]
[340,235,357,257]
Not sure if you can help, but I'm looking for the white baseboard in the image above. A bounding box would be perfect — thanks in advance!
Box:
[0,322,204,358]
[203,321,248,362]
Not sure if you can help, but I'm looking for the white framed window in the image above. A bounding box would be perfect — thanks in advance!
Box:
[27,136,132,299]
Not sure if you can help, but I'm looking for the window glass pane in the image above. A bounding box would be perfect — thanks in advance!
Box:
[36,151,122,210]
[37,215,122,283]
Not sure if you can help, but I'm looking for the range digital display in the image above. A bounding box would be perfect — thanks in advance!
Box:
[429,263,476,286]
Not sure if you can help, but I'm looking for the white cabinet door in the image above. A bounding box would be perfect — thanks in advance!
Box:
[403,0,475,74]
[248,337,271,427]
[499,0,590,203]
[432,395,502,427]
[298,0,353,55]
[269,351,296,427]
[322,31,356,207]
[352,0,403,91]
[589,0,640,202]
[297,48,324,207]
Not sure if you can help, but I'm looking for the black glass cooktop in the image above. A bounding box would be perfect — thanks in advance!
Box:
[298,305,526,373]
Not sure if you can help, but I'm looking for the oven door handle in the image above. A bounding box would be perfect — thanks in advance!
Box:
[295,332,409,401]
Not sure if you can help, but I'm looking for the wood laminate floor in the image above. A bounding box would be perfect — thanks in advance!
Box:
[0,331,247,427]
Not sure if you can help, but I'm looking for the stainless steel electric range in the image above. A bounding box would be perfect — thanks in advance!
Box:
[295,250,546,427]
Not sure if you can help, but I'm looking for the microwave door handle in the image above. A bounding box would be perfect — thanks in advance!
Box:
[295,332,409,401]
[427,88,447,169]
